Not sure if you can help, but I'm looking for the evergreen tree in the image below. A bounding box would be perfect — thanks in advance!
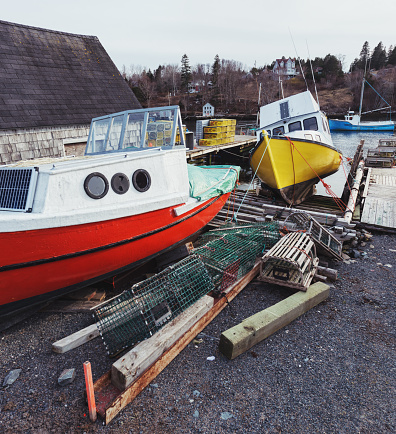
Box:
[371,42,387,70]
[360,41,370,60]
[211,54,221,87]
[323,54,343,76]
[387,46,396,66]
[180,54,192,92]
[351,41,370,71]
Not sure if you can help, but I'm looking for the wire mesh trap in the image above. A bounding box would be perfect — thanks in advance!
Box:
[192,222,281,291]
[93,255,214,356]
[195,221,281,248]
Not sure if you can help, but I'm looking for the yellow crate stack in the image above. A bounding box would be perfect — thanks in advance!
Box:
[199,118,236,146]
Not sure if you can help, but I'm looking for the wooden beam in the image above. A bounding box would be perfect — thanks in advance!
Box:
[316,266,338,282]
[52,323,99,354]
[94,261,260,425]
[111,295,214,390]
[218,281,330,360]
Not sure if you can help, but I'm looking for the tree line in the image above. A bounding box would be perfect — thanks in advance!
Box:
[122,41,396,116]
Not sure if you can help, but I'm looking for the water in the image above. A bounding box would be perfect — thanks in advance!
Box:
[315,131,394,197]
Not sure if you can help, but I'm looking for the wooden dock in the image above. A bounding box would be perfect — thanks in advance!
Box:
[361,167,396,231]
[186,135,256,163]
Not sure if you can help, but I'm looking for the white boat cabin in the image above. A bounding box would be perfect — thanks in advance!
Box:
[0,106,191,231]
[257,91,333,146]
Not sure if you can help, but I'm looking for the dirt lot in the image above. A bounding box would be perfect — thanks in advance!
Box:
[0,232,395,433]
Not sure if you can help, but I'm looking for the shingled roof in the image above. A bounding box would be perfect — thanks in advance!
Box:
[0,20,141,130]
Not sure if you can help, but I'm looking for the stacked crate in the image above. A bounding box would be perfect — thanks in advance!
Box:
[199,119,236,146]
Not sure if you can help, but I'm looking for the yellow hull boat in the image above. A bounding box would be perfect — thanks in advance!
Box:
[250,133,341,204]
[250,91,342,205]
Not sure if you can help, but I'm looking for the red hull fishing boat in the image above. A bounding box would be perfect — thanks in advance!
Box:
[0,106,239,317]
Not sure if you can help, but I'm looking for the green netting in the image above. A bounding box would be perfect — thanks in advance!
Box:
[195,221,280,248]
[94,222,280,356]
[187,165,240,201]
[93,255,214,356]
[192,222,280,289]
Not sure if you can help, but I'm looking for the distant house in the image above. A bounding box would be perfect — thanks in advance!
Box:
[188,82,200,94]
[0,20,141,164]
[273,57,298,77]
[203,103,214,117]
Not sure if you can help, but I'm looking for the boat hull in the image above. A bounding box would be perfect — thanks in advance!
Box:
[250,135,341,205]
[329,119,395,131]
[0,193,229,317]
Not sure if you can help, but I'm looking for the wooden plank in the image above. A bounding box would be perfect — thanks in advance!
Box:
[94,261,261,424]
[218,281,330,360]
[111,295,214,390]
[41,300,102,313]
[52,323,99,354]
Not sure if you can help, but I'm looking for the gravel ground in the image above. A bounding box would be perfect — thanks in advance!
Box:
[0,232,395,433]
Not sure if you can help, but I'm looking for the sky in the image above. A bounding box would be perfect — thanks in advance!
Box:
[1,0,395,73]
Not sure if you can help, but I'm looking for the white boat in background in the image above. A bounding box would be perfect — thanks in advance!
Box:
[250,91,342,205]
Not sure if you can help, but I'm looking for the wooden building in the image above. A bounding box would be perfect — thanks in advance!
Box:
[0,20,141,164]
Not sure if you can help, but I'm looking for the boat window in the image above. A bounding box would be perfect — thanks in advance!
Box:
[85,106,184,155]
[272,126,285,136]
[304,134,313,141]
[322,117,329,133]
[315,135,321,142]
[288,121,302,132]
[303,117,318,131]
[86,118,110,154]
[122,112,145,149]
[107,115,125,151]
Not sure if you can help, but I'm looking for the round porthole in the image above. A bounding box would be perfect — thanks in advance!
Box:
[84,172,109,199]
[132,169,151,192]
[111,173,130,195]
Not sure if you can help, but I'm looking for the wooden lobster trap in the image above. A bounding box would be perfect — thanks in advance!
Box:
[258,231,319,291]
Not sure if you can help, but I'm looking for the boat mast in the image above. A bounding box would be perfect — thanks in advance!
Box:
[358,77,365,117]
[279,75,284,99]
[358,58,368,117]
[307,41,320,110]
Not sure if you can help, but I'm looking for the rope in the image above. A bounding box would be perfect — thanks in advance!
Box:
[289,138,296,204]
[284,136,353,213]
[232,132,272,221]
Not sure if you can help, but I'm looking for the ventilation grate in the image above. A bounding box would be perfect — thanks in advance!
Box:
[0,167,39,212]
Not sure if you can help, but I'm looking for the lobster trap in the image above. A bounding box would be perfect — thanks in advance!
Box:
[283,212,343,261]
[195,221,280,248]
[258,231,319,291]
[192,222,280,293]
[93,255,214,356]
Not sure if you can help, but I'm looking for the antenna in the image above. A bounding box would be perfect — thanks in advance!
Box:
[256,82,262,125]
[306,40,320,109]
[289,28,308,90]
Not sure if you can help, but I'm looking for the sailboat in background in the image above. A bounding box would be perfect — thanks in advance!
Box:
[329,76,394,132]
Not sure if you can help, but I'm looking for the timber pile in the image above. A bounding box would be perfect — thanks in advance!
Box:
[212,190,344,228]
